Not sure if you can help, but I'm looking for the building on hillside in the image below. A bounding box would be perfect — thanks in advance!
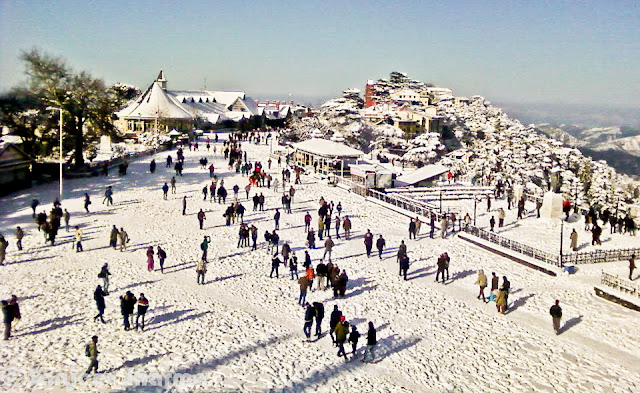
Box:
[394,164,449,187]
[0,141,32,195]
[390,89,421,104]
[114,71,263,133]
[350,163,396,189]
[291,138,363,176]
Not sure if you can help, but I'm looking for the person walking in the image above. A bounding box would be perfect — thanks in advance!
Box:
[475,269,488,302]
[343,216,352,240]
[201,236,210,262]
[170,176,176,193]
[570,229,578,252]
[197,209,206,230]
[270,254,282,278]
[64,209,71,232]
[98,263,111,294]
[348,325,361,358]
[496,287,508,314]
[323,236,334,262]
[16,226,24,251]
[162,182,169,199]
[409,219,417,240]
[274,209,281,230]
[335,317,349,360]
[146,246,155,272]
[84,193,92,213]
[303,303,315,339]
[489,216,496,232]
[93,285,106,324]
[550,300,562,334]
[157,246,167,273]
[109,225,119,249]
[196,258,207,284]
[30,198,39,218]
[290,254,299,280]
[329,305,342,343]
[103,186,113,205]
[399,255,409,280]
[118,228,129,252]
[0,235,7,266]
[376,235,386,259]
[364,230,373,257]
[182,196,187,215]
[84,336,100,376]
[298,276,310,306]
[2,300,14,340]
[436,252,450,283]
[334,215,341,239]
[123,291,137,329]
[73,226,83,252]
[313,302,324,337]
[498,208,506,228]
[362,322,377,362]
[135,293,149,330]
[629,254,636,280]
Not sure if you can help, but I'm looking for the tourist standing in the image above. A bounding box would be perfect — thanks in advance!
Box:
[629,254,636,280]
[550,300,562,334]
[475,269,487,301]
[362,322,377,362]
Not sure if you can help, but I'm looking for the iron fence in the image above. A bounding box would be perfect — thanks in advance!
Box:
[562,248,640,265]
[601,271,640,298]
[461,226,559,266]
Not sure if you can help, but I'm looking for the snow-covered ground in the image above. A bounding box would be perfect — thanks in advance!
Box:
[1,136,639,392]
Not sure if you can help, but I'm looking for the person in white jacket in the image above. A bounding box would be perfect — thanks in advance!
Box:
[74,227,83,252]
[475,269,488,302]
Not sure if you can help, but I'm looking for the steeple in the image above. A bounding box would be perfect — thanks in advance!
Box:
[156,70,167,90]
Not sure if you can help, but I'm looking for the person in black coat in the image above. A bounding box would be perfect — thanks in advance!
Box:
[94,285,106,324]
[313,302,324,337]
[120,296,129,330]
[303,303,315,339]
[270,254,282,278]
[329,305,342,344]
[363,322,377,362]
[348,325,361,358]
[399,255,410,280]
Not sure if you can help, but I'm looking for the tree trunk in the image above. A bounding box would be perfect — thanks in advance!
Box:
[74,116,85,168]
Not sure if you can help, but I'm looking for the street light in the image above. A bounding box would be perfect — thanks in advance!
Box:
[47,106,64,200]
[559,219,564,268]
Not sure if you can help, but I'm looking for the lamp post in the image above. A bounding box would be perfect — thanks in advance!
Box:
[47,107,64,200]
[559,219,564,267]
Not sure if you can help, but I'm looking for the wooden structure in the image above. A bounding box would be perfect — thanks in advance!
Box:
[0,142,32,195]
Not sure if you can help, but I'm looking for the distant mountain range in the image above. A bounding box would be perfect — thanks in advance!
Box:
[534,124,640,178]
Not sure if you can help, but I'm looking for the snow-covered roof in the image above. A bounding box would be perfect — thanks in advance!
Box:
[395,164,449,186]
[117,82,193,120]
[292,138,363,158]
[350,163,393,177]
[115,72,259,124]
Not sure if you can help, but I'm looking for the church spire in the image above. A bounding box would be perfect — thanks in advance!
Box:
[156,70,167,90]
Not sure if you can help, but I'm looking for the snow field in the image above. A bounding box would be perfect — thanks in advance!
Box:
[0,139,639,392]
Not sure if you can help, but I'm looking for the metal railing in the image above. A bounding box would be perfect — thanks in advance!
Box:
[562,249,640,265]
[461,225,559,266]
[332,175,449,220]
[601,271,640,298]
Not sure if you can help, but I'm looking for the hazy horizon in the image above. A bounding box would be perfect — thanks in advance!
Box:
[1,0,639,111]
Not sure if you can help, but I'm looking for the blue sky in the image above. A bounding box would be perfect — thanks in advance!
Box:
[1,0,639,107]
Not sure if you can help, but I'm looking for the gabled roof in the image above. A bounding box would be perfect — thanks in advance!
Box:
[292,138,363,158]
[395,164,449,186]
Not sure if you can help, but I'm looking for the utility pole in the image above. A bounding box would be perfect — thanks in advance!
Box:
[559,219,564,267]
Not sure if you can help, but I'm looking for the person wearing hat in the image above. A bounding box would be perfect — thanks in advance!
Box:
[334,316,349,360]
[303,303,315,339]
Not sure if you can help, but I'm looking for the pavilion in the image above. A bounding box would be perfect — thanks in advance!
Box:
[291,138,363,175]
